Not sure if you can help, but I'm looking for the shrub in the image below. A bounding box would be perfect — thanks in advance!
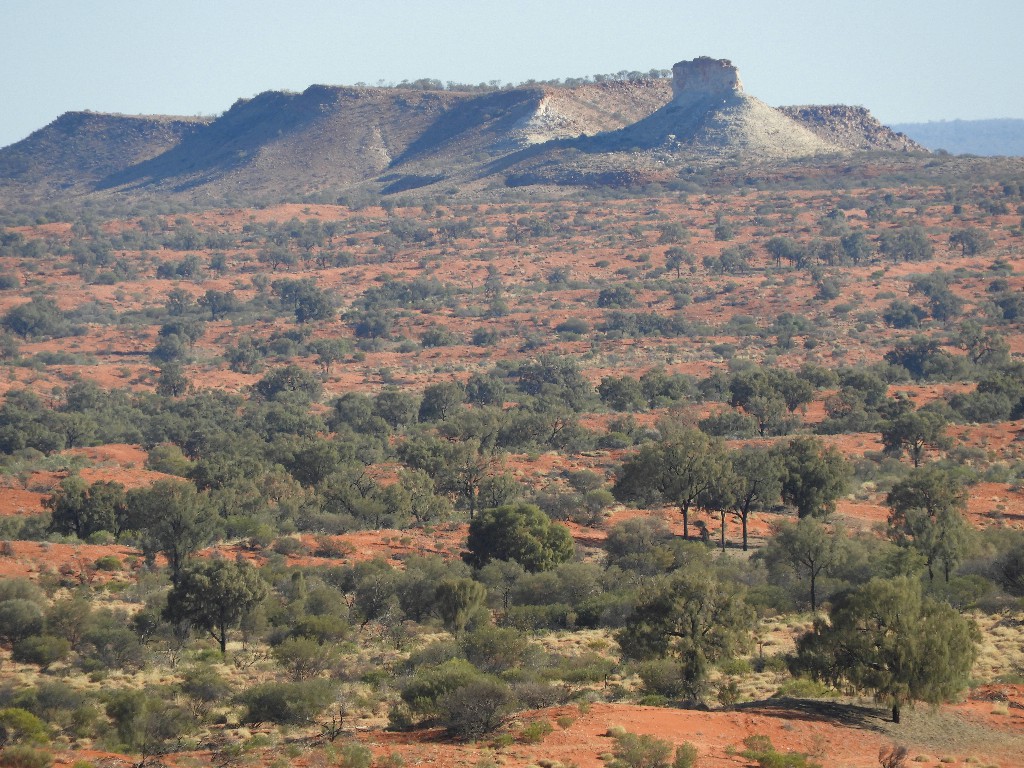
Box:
[437,677,515,739]
[400,659,482,715]
[0,746,52,768]
[0,601,44,645]
[93,555,121,572]
[674,742,698,768]
[555,318,590,336]
[518,719,553,743]
[637,659,690,699]
[237,680,336,726]
[0,709,47,746]
[771,676,835,699]
[272,636,340,681]
[740,735,821,768]
[11,636,70,670]
[607,730,674,768]
[335,743,373,768]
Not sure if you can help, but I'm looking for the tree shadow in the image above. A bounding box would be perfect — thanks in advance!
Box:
[733,697,891,731]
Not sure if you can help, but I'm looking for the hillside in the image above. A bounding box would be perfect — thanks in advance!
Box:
[0,111,210,197]
[0,57,926,206]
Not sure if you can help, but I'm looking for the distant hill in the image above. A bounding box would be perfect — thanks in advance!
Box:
[0,57,927,206]
[891,119,1024,156]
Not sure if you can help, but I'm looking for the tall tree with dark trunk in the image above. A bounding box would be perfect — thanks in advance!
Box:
[613,427,728,540]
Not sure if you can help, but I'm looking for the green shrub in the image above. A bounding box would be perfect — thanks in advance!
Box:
[740,735,821,768]
[93,555,121,572]
[518,719,553,744]
[636,659,690,699]
[607,730,674,768]
[437,677,515,739]
[401,659,481,715]
[335,743,373,768]
[11,636,70,669]
[717,658,752,676]
[0,601,43,645]
[0,746,52,768]
[0,709,47,746]
[771,676,836,700]
[237,680,336,726]
[673,742,698,768]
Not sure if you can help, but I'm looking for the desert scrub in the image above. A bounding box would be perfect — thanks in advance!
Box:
[0,747,53,768]
[603,729,675,768]
[519,719,554,743]
[740,735,821,768]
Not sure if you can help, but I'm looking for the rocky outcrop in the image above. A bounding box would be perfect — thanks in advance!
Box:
[671,57,743,104]
[781,105,924,152]
[0,57,930,204]
[606,57,837,161]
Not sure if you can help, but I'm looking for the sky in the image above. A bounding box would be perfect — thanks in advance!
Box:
[2,0,1023,149]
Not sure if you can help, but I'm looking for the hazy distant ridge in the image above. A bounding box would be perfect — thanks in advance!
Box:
[892,119,1024,157]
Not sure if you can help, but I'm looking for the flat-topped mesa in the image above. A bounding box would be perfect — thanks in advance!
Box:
[671,57,743,105]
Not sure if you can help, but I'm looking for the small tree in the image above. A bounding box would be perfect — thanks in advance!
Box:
[729,447,784,551]
[949,227,993,257]
[434,578,487,635]
[886,466,971,582]
[795,577,979,723]
[463,503,574,572]
[613,427,729,539]
[164,558,267,655]
[759,517,845,611]
[127,479,220,583]
[617,566,755,701]
[884,414,947,470]
[46,477,128,539]
[775,437,849,519]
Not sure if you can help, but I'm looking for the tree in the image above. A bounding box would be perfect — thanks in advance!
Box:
[697,461,737,552]
[879,226,933,263]
[2,296,68,339]
[948,227,993,257]
[308,338,350,376]
[775,437,849,519]
[613,427,729,539]
[765,236,806,268]
[463,503,574,572]
[164,558,267,655]
[759,517,845,611]
[198,289,238,320]
[729,447,784,551]
[840,231,873,264]
[795,577,979,723]
[418,381,466,422]
[955,321,1009,368]
[45,476,128,539]
[881,405,949,467]
[127,480,220,583]
[434,578,488,635]
[664,246,692,278]
[156,362,190,398]
[886,466,971,582]
[617,566,755,701]
[254,365,323,403]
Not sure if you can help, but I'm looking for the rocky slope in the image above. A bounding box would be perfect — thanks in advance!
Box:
[0,57,925,204]
[0,111,210,198]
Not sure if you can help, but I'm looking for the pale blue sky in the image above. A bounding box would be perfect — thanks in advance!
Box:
[2,0,1022,149]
